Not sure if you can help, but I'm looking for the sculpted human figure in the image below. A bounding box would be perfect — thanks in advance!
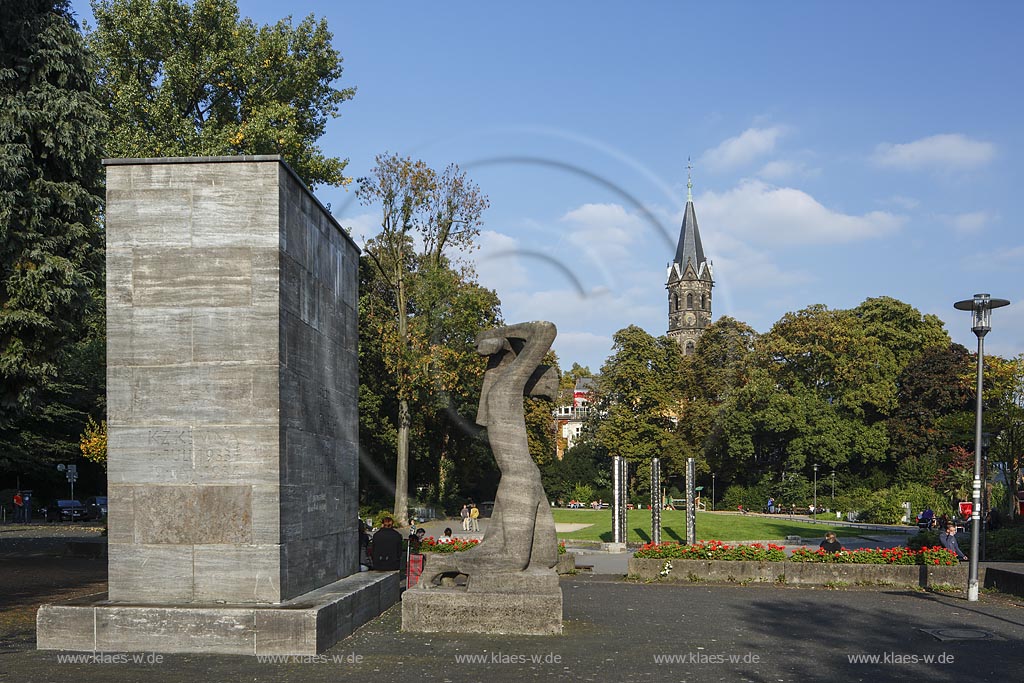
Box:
[426,321,559,583]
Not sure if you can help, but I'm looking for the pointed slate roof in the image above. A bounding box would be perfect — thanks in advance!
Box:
[673,198,706,276]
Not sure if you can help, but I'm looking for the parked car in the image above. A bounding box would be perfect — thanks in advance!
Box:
[45,499,87,522]
[83,496,108,521]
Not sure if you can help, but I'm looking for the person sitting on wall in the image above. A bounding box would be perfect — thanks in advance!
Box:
[438,527,455,544]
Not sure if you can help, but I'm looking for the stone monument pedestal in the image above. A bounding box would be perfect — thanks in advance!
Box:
[36,156,391,655]
[38,572,399,656]
[402,569,562,636]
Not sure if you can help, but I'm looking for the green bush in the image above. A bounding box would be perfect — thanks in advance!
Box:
[907,530,941,551]
[986,526,1024,561]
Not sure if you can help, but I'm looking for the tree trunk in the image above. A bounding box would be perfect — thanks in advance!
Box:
[394,398,410,526]
[393,262,410,526]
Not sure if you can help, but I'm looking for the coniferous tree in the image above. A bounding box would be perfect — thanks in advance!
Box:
[0,0,106,452]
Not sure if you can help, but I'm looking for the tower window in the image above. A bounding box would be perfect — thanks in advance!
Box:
[686,293,693,309]
[685,341,695,356]
[701,293,706,310]
[673,293,679,311]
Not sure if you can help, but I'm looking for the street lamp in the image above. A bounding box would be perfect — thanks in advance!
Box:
[954,293,1010,602]
[830,470,836,504]
[712,473,716,511]
[812,463,819,516]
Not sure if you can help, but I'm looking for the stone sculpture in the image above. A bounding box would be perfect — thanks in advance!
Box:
[403,321,563,634]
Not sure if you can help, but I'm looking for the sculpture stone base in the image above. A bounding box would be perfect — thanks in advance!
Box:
[37,571,398,656]
[401,570,562,635]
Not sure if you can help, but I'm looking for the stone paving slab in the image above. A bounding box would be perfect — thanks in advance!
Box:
[5,574,1024,682]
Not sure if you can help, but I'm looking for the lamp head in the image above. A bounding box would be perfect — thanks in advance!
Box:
[954,293,1010,336]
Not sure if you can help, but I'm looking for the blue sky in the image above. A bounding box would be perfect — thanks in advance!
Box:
[71,1,1024,372]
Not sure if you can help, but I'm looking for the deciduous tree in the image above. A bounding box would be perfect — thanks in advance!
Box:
[87,0,354,188]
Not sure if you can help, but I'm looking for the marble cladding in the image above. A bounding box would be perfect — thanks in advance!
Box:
[105,157,359,604]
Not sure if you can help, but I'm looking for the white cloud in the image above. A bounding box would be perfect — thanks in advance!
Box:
[756,159,819,181]
[942,210,996,235]
[966,243,1024,271]
[469,230,531,292]
[708,234,813,289]
[880,195,920,210]
[872,133,996,170]
[339,212,378,245]
[697,179,905,245]
[551,331,613,372]
[701,126,787,171]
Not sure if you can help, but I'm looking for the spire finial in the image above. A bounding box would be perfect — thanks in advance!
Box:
[686,157,693,203]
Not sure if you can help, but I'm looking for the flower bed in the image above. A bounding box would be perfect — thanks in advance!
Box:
[628,541,965,589]
[635,540,786,562]
[419,537,480,553]
[636,541,958,566]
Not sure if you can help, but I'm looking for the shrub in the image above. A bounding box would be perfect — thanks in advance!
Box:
[907,530,941,551]
[638,541,958,566]
[634,541,786,562]
[419,537,480,553]
[986,526,1024,561]
[790,546,956,566]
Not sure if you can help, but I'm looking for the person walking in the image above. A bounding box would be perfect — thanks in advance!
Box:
[13,491,24,523]
[469,503,480,532]
[939,523,968,561]
[460,504,471,532]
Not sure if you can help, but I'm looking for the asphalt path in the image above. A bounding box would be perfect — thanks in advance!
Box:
[5,522,1021,682]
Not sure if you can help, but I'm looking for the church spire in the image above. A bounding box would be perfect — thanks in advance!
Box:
[666,158,714,356]
[672,161,706,278]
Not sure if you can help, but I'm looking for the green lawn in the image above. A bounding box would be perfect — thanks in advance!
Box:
[552,509,867,543]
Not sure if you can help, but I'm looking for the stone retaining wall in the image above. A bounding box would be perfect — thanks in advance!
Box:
[628,558,966,588]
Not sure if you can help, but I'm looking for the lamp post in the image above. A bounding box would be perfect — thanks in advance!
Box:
[981,432,992,562]
[712,473,716,511]
[831,470,836,504]
[954,293,1010,602]
[812,463,819,516]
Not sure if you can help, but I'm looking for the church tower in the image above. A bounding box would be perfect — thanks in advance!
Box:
[666,163,714,355]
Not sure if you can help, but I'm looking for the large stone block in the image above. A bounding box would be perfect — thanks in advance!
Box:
[108,544,194,602]
[37,572,399,656]
[132,247,255,307]
[48,156,365,654]
[402,587,563,636]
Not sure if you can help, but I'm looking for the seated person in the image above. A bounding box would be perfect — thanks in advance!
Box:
[939,523,968,561]
[369,517,403,571]
[438,527,455,544]
[819,531,843,553]
[358,519,372,571]
[408,527,426,554]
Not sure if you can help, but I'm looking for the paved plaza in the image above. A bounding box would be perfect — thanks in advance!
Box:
[3,524,1023,682]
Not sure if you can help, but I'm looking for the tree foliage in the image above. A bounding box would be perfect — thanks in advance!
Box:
[356,153,494,521]
[593,326,685,477]
[0,0,105,417]
[0,0,107,482]
[87,0,354,188]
